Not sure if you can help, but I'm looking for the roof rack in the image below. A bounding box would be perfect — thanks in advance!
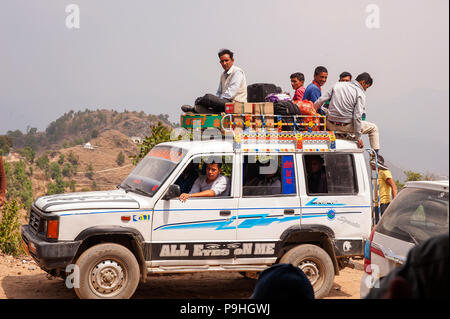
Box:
[180,113,339,152]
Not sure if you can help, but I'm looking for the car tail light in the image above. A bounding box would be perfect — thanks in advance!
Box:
[46,220,59,239]
[364,226,385,275]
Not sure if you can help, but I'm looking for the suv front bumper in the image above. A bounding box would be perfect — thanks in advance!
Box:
[21,225,82,270]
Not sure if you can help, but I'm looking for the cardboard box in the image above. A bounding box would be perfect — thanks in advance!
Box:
[233,102,253,114]
[253,102,274,115]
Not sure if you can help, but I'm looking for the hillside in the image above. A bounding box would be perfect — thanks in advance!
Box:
[5,109,173,153]
[31,129,138,197]
[3,129,139,226]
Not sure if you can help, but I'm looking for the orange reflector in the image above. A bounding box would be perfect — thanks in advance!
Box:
[47,220,59,239]
[22,239,30,255]
[29,242,37,255]
[121,216,131,221]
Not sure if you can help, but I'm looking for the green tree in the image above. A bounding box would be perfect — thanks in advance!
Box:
[91,129,99,139]
[4,161,33,210]
[18,146,36,164]
[85,163,94,180]
[0,200,25,256]
[0,135,13,155]
[116,151,125,166]
[133,122,173,165]
[395,180,405,191]
[67,151,79,165]
[49,162,62,180]
[47,177,65,195]
[404,170,423,182]
[62,163,74,177]
[36,154,50,171]
[58,154,65,165]
[69,180,76,192]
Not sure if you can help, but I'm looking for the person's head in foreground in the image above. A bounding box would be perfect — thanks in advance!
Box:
[251,263,315,299]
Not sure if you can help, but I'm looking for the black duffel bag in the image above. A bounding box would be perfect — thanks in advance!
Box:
[273,100,302,131]
[274,100,301,115]
[247,83,282,102]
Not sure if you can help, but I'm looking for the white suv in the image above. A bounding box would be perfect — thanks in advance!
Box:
[22,132,374,299]
[360,180,449,298]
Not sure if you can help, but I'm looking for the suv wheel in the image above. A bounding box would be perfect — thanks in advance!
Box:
[74,243,140,299]
[280,244,335,299]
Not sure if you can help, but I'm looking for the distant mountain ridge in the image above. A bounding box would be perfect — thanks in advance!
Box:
[5,109,173,153]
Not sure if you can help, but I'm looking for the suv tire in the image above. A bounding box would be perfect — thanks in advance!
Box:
[280,244,335,299]
[74,243,140,299]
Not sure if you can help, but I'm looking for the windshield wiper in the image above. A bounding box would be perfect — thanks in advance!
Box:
[118,183,133,192]
[394,226,419,245]
[129,187,152,197]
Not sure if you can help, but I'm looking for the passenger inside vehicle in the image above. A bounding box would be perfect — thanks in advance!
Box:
[179,157,231,202]
[243,157,282,196]
[305,155,328,194]
[174,162,199,194]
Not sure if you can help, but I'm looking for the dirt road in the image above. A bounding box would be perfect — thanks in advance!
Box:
[0,253,364,299]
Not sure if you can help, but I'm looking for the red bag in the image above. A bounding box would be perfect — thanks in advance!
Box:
[296,100,318,116]
[295,100,321,131]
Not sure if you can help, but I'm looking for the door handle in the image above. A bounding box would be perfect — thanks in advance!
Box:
[220,210,231,216]
[284,209,295,215]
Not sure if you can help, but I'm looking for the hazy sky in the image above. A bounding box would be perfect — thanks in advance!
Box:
[0,0,448,176]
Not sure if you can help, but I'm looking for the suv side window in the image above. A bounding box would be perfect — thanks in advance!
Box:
[174,155,233,197]
[242,154,296,197]
[304,154,358,196]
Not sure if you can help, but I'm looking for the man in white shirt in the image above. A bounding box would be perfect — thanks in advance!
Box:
[179,162,230,202]
[181,49,247,114]
[314,72,380,154]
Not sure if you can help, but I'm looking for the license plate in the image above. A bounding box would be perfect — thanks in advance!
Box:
[22,239,30,255]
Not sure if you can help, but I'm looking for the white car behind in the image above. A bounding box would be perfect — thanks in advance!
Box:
[360,180,449,298]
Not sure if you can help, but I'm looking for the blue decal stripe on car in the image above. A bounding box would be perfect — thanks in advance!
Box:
[154,211,362,231]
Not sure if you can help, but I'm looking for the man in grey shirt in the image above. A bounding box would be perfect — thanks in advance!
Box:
[314,72,380,154]
[179,162,230,202]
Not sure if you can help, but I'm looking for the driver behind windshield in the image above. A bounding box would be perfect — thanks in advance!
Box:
[179,161,230,202]
[175,162,199,194]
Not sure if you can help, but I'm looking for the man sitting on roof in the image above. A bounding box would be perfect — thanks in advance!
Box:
[313,72,380,155]
[181,49,247,114]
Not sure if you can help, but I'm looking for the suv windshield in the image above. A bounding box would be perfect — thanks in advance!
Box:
[376,187,449,244]
[120,145,187,197]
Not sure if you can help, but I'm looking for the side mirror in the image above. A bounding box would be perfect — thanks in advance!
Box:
[163,184,181,200]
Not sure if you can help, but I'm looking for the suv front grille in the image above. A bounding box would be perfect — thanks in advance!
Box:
[29,207,42,233]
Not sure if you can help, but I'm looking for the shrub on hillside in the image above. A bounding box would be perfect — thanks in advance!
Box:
[4,161,33,211]
[67,151,79,165]
[0,200,25,256]
[36,154,50,171]
[47,177,65,195]
[116,151,125,166]
[49,162,62,180]
[85,163,94,180]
